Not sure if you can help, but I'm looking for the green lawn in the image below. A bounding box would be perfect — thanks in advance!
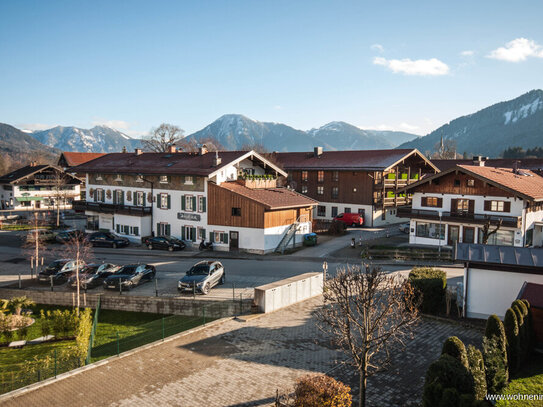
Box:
[497,353,543,407]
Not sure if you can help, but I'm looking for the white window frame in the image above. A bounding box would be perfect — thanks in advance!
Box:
[214,231,226,244]
[317,186,324,195]
[160,193,169,209]
[159,175,169,184]
[185,195,194,212]
[198,196,205,213]
[135,191,145,206]
[491,201,505,212]
[185,176,194,185]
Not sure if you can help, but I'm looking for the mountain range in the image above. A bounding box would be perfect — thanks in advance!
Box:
[399,89,543,157]
[0,123,60,166]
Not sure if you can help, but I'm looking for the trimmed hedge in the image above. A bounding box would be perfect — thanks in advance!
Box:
[483,335,508,394]
[467,345,487,401]
[408,267,447,314]
[293,374,352,407]
[503,308,520,373]
[442,336,469,368]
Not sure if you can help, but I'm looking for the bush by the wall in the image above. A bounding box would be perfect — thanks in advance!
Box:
[484,314,507,352]
[483,336,508,394]
[422,354,474,407]
[512,300,529,360]
[408,267,447,314]
[521,299,535,354]
[293,374,352,407]
[74,308,92,364]
[467,345,487,401]
[503,308,520,374]
[442,336,469,368]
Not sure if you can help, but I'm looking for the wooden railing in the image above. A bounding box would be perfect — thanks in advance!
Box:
[73,201,152,217]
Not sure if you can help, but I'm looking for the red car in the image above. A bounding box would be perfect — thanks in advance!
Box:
[334,212,364,227]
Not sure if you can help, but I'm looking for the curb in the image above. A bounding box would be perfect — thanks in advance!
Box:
[0,315,234,403]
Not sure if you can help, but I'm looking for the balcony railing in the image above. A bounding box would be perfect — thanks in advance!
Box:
[375,178,419,188]
[396,207,520,228]
[73,201,152,217]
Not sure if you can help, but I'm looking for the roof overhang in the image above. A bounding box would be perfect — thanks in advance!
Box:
[383,149,440,172]
[208,151,288,179]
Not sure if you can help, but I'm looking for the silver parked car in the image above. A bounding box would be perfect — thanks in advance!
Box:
[178,261,225,295]
[399,223,410,234]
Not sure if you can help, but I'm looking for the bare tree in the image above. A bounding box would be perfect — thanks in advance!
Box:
[57,233,94,315]
[481,218,503,245]
[317,265,420,407]
[22,213,47,279]
[51,171,70,227]
[142,123,185,152]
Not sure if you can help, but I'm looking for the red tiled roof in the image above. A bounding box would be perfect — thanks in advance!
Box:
[72,151,249,176]
[274,149,437,171]
[217,182,318,210]
[432,158,543,172]
[457,165,543,201]
[60,152,107,167]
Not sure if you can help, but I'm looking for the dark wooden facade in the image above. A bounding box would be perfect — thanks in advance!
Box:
[207,183,313,229]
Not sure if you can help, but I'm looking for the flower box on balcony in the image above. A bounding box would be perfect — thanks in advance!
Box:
[240,178,277,189]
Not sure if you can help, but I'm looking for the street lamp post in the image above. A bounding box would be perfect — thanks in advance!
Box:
[138,175,154,237]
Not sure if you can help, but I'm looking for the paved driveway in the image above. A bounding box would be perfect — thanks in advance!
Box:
[2,296,482,407]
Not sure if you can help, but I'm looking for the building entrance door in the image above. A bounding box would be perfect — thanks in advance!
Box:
[448,225,459,246]
[463,226,475,244]
[229,231,239,250]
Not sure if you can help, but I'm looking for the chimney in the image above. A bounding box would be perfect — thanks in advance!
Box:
[472,156,486,166]
[135,148,142,155]
[213,151,222,167]
[314,146,323,158]
[198,144,208,156]
[168,144,177,153]
[122,146,127,153]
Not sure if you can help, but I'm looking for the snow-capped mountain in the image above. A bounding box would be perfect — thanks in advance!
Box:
[31,125,142,153]
[187,115,417,152]
[399,89,543,157]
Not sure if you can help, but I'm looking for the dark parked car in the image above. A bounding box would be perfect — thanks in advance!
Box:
[178,261,225,295]
[55,229,88,244]
[103,264,156,290]
[88,232,129,248]
[144,236,186,251]
[38,259,86,284]
[68,263,120,289]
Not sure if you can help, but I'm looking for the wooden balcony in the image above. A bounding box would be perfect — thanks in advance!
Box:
[375,178,419,188]
[396,207,521,228]
[73,201,152,217]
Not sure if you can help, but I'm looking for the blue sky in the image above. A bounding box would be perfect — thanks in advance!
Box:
[1,0,543,137]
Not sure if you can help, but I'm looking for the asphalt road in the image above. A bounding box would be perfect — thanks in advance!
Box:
[0,229,463,301]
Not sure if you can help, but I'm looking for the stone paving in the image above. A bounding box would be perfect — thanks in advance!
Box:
[1,297,483,407]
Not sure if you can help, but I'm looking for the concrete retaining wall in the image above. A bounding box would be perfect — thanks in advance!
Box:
[0,288,252,318]
[254,272,323,313]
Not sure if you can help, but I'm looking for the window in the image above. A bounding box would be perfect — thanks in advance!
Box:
[454,179,460,187]
[463,227,475,244]
[157,223,171,236]
[198,196,206,212]
[135,191,145,206]
[86,215,99,231]
[212,231,228,244]
[485,200,510,212]
[317,171,324,183]
[358,208,365,216]
[479,229,514,246]
[115,224,139,236]
[95,188,105,202]
[317,206,326,216]
[232,207,241,216]
[331,206,338,217]
[185,195,195,211]
[467,179,475,187]
[198,228,206,240]
[344,207,351,213]
[182,226,196,241]
[159,175,169,183]
[332,171,339,182]
[113,190,124,205]
[317,186,324,195]
[159,193,170,209]
[301,185,308,194]
[453,199,472,213]
[185,176,194,185]
[421,196,442,208]
[415,222,445,240]
[331,187,339,199]
[301,171,308,182]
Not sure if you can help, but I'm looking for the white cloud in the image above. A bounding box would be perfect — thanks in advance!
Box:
[487,38,543,62]
[373,56,450,76]
[363,122,421,134]
[371,44,384,53]
[18,123,53,131]
[273,105,283,110]
[91,119,131,130]
[461,50,475,56]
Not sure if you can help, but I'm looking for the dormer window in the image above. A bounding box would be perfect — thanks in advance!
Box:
[115,174,123,182]
[160,175,169,183]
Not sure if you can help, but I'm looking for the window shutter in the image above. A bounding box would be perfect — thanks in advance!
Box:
[223,233,228,244]
[116,224,120,233]
[181,195,185,210]
[191,227,196,242]
[484,201,491,211]
[209,231,214,242]
[201,228,206,240]
[156,194,160,208]
[121,191,124,205]
[165,224,171,236]
[468,200,475,213]
[202,197,206,212]
[421,197,428,207]
[192,197,196,211]
[167,195,171,209]
[437,198,443,208]
[157,223,160,235]
[134,227,139,236]
[504,201,511,212]
[181,226,186,240]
